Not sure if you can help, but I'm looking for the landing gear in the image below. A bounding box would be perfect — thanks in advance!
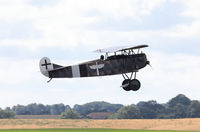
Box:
[122,79,131,91]
[129,79,141,91]
[121,72,141,91]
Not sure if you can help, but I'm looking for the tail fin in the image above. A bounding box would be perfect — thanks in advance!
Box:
[39,57,63,78]
[39,57,53,77]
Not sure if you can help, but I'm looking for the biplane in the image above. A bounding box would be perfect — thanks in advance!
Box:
[39,45,150,91]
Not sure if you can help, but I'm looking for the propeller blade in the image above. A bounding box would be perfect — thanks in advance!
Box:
[147,61,153,70]
[121,83,129,88]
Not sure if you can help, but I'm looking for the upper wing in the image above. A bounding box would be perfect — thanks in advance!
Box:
[120,45,148,51]
[94,46,125,53]
[94,45,148,53]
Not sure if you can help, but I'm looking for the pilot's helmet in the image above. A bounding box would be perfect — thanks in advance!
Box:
[100,55,104,60]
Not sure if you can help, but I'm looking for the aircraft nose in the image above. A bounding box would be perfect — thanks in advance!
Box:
[146,61,150,65]
[146,61,153,68]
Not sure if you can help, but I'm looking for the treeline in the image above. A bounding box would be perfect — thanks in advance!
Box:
[0,103,70,119]
[61,94,200,119]
[1,94,200,119]
[0,110,15,119]
[12,103,70,115]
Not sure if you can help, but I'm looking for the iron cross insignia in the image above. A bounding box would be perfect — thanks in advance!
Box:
[41,59,51,70]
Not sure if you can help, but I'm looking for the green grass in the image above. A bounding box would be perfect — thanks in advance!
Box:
[0,129,199,132]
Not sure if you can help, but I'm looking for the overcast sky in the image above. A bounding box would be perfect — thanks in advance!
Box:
[0,0,200,108]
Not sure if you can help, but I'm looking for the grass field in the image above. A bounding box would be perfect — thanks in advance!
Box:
[0,129,199,132]
[1,119,200,131]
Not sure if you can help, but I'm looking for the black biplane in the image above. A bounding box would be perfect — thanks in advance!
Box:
[39,45,150,91]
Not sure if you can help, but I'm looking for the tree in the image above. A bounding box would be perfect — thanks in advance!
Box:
[137,100,165,119]
[168,94,191,108]
[110,105,141,119]
[12,103,70,115]
[187,100,200,118]
[0,110,15,119]
[73,101,123,115]
[5,107,11,111]
[171,103,187,118]
[50,104,70,115]
[61,109,80,119]
[164,94,191,118]
[12,105,29,115]
[25,103,50,115]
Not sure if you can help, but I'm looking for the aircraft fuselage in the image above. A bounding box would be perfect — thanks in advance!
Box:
[48,53,148,78]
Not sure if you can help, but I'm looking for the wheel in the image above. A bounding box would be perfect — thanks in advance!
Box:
[129,79,141,91]
[122,79,131,91]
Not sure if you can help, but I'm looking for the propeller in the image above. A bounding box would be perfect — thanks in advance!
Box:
[121,83,129,88]
[146,61,153,69]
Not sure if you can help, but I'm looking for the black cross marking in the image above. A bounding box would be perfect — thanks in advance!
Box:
[41,59,51,70]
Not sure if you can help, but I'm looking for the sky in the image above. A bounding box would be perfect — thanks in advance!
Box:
[0,0,200,108]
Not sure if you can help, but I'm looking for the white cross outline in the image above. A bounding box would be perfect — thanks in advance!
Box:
[89,62,104,76]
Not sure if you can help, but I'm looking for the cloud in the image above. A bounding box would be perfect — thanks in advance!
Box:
[162,0,200,38]
[0,20,42,40]
[0,0,167,50]
[0,58,41,84]
[0,0,198,52]
[0,0,200,108]
[181,0,200,19]
[139,51,200,102]
[0,0,198,54]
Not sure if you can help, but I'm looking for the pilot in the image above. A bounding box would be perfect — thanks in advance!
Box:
[100,55,104,60]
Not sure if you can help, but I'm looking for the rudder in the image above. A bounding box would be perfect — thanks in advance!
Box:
[39,57,54,77]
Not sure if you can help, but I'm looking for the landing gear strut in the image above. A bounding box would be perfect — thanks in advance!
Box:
[121,72,141,91]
